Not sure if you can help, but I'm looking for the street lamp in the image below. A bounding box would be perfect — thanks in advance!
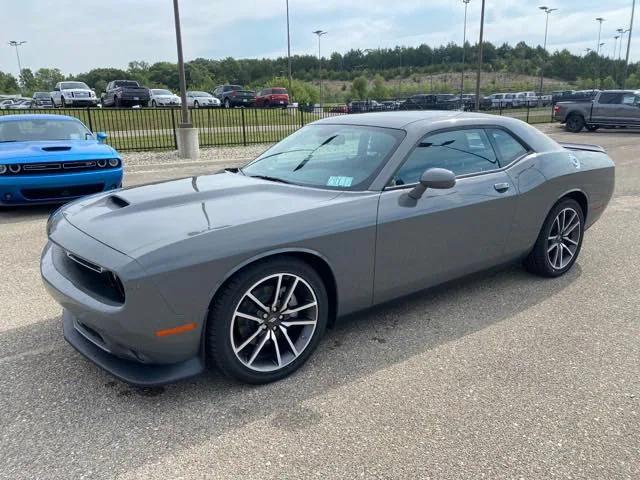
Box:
[595,17,606,54]
[474,0,486,111]
[538,6,557,94]
[614,34,620,58]
[172,0,198,159]
[460,0,471,110]
[286,0,292,98]
[312,30,327,108]
[8,40,26,93]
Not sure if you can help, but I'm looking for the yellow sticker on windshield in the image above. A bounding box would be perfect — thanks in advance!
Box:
[327,176,353,187]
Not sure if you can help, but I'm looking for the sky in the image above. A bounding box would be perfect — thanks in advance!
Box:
[1,0,639,76]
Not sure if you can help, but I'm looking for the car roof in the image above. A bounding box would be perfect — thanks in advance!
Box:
[0,114,80,123]
[313,111,534,130]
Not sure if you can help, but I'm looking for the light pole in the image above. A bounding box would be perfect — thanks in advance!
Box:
[595,18,606,88]
[614,35,620,58]
[538,6,557,94]
[313,30,327,107]
[459,0,471,109]
[474,0,486,111]
[172,0,198,159]
[8,40,26,93]
[286,0,292,97]
[623,0,636,88]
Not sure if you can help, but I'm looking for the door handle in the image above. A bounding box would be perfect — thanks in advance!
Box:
[494,182,510,193]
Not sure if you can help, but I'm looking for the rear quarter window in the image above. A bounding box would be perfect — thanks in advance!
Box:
[488,129,529,166]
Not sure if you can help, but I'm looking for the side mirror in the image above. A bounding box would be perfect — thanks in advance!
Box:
[96,132,108,143]
[408,168,456,200]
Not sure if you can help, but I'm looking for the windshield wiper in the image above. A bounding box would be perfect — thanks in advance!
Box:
[293,135,339,172]
[247,174,292,184]
[0,140,17,143]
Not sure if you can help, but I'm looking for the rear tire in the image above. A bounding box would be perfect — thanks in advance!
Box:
[524,198,585,277]
[565,114,585,133]
[194,100,199,109]
[207,257,328,384]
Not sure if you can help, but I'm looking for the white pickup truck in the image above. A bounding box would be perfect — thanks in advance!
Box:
[50,81,98,108]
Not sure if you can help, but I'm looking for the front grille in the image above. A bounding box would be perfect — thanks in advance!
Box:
[3,159,119,175]
[21,183,104,200]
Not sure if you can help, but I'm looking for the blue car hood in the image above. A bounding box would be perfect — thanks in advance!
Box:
[0,140,118,164]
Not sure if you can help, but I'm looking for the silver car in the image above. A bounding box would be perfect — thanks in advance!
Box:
[186,91,220,108]
[41,112,615,386]
[149,89,181,107]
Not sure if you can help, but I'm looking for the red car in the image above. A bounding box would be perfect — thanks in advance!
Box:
[255,87,289,108]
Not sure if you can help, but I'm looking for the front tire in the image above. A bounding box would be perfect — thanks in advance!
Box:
[565,114,585,133]
[207,257,328,384]
[524,198,585,277]
[194,100,199,109]
[224,98,231,109]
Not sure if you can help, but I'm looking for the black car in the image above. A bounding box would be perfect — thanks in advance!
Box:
[31,92,54,108]
[102,80,150,108]
[399,94,458,111]
[212,85,256,108]
[348,100,383,113]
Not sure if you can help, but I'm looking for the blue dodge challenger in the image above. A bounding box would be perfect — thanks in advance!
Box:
[0,114,123,206]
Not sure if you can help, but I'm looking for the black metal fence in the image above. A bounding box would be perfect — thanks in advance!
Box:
[0,103,555,152]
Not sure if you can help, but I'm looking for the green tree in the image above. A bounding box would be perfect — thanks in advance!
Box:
[19,68,37,94]
[34,68,65,91]
[0,72,19,93]
[601,75,616,89]
[351,76,368,99]
[369,74,389,99]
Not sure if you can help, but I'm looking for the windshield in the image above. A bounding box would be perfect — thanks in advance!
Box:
[61,82,89,90]
[152,89,173,95]
[33,92,49,98]
[0,119,92,142]
[115,81,139,87]
[242,124,404,190]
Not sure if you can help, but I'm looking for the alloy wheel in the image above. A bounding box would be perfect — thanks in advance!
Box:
[230,273,318,372]
[546,207,581,270]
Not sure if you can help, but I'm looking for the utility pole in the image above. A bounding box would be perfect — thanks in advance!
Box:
[623,0,636,88]
[286,0,292,97]
[460,0,471,110]
[474,0,486,111]
[538,6,557,94]
[595,17,606,88]
[313,30,327,107]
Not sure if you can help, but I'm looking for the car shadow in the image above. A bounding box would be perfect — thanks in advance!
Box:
[0,262,581,477]
[0,204,57,224]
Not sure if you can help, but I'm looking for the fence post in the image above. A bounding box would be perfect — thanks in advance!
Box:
[170,108,178,149]
[550,104,554,123]
[499,102,503,116]
[241,108,247,146]
[526,103,530,123]
[299,107,304,128]
[86,107,93,132]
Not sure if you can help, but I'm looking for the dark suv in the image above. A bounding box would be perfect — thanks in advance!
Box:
[213,85,256,108]
[102,80,150,108]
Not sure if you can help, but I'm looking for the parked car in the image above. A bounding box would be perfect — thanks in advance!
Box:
[51,81,98,108]
[512,91,540,108]
[458,94,492,111]
[502,93,516,108]
[551,90,576,104]
[348,100,383,113]
[379,100,399,111]
[101,80,150,108]
[488,93,506,109]
[538,93,553,107]
[186,91,220,108]
[213,85,256,108]
[40,111,614,386]
[399,94,457,110]
[32,92,54,108]
[0,99,17,109]
[329,104,348,113]
[0,114,123,206]
[5,98,33,109]
[255,87,289,108]
[149,89,181,107]
[554,89,640,132]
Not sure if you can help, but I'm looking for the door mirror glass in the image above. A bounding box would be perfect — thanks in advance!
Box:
[409,168,456,199]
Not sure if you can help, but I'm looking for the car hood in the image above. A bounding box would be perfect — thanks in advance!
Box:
[61,172,342,257]
[0,140,118,163]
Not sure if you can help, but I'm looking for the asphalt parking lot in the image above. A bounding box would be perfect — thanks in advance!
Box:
[1,124,639,479]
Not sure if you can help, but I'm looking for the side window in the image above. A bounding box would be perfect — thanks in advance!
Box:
[621,93,636,105]
[487,129,528,166]
[393,129,498,185]
[598,92,623,104]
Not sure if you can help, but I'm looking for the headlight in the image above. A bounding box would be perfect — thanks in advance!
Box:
[108,158,119,167]
[97,159,107,168]
[0,165,6,174]
[8,164,21,173]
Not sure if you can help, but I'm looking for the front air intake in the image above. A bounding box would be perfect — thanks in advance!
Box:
[41,146,72,152]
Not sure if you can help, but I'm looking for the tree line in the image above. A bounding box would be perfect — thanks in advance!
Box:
[2,40,639,101]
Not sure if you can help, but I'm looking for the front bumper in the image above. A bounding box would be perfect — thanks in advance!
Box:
[62,310,204,386]
[40,220,205,385]
[68,98,98,106]
[0,168,123,205]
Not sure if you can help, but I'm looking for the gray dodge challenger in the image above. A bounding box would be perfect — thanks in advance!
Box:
[41,111,615,385]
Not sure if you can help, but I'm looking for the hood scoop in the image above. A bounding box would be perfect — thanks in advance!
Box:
[107,194,130,209]
[42,146,72,152]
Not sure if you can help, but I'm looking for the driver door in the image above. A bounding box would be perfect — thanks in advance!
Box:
[374,127,518,304]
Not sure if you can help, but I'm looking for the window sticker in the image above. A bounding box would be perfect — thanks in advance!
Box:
[327,176,353,187]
